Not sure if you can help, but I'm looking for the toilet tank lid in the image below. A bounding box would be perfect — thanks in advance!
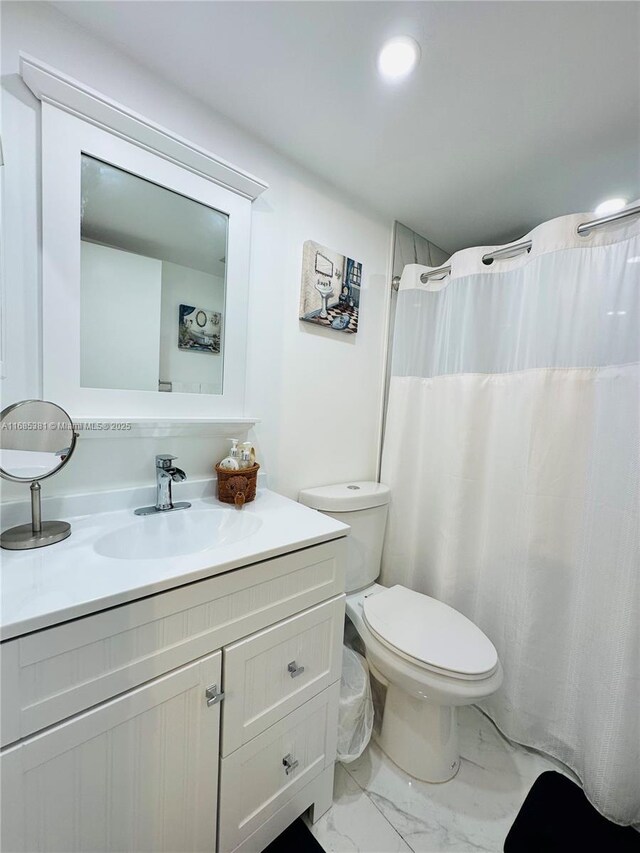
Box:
[299,481,391,512]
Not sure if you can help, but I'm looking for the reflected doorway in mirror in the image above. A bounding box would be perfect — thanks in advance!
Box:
[178,304,222,354]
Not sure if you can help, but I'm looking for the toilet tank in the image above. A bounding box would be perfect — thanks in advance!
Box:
[299,482,391,593]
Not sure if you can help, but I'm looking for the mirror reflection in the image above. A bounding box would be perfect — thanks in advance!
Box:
[0,400,76,482]
[80,155,228,395]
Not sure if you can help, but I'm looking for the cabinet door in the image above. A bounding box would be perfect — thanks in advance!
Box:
[1,652,222,853]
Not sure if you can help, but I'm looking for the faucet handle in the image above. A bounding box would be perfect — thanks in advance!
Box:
[156,454,177,470]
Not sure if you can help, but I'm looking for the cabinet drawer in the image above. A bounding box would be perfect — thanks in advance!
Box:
[1,539,346,747]
[218,682,339,853]
[221,595,344,756]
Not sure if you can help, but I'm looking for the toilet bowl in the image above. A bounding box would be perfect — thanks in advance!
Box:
[299,482,503,783]
[346,583,503,781]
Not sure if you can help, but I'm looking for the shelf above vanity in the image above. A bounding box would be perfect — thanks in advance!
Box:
[66,417,261,439]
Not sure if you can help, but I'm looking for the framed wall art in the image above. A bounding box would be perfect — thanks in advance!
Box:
[299,240,361,334]
[178,304,222,353]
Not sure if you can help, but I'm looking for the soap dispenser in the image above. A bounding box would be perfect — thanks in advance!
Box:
[219,439,241,470]
[239,442,255,469]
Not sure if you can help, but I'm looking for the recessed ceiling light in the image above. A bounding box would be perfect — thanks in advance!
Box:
[377,36,421,82]
[594,197,627,217]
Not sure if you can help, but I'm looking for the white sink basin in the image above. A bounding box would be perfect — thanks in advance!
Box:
[94,508,262,560]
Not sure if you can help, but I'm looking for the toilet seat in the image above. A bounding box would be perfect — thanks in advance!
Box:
[363,585,498,681]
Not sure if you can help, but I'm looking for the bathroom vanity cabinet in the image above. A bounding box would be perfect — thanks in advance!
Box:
[1,538,346,853]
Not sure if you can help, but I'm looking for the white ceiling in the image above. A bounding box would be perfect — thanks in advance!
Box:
[56,1,640,253]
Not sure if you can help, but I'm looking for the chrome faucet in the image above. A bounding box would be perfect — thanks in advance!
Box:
[134,455,191,516]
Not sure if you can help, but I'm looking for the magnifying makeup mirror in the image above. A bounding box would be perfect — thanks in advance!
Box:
[0,400,78,550]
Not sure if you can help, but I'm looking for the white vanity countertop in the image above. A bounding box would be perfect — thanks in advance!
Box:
[0,489,349,641]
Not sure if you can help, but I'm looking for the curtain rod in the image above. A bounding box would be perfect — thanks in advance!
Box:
[419,203,640,283]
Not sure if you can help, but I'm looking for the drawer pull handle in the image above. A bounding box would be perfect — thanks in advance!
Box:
[282,753,299,775]
[287,660,305,678]
[205,684,225,707]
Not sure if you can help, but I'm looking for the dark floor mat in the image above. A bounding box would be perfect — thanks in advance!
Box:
[263,817,324,852]
[504,771,639,851]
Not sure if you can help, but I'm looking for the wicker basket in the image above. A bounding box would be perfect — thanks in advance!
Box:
[215,463,260,508]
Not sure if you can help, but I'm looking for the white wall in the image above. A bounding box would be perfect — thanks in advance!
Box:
[159,262,225,395]
[0,1,392,505]
[81,241,162,392]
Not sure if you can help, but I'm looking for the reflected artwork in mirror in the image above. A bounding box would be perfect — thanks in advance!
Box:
[80,155,228,395]
[0,400,78,550]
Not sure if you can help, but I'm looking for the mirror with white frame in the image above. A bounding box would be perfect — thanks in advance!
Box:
[80,155,228,396]
[24,53,267,420]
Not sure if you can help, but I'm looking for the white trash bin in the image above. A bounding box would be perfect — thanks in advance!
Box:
[337,646,374,764]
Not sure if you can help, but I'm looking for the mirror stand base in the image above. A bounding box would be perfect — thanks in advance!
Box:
[1,520,71,550]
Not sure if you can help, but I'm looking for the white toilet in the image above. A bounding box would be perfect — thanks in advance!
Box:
[299,481,503,783]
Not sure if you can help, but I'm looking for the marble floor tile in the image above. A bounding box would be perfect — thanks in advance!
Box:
[305,763,412,853]
[343,706,574,853]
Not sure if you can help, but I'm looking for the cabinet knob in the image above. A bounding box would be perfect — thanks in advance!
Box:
[287,660,305,678]
[282,753,299,775]
[205,684,225,706]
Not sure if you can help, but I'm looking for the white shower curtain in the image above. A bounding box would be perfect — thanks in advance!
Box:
[381,212,640,825]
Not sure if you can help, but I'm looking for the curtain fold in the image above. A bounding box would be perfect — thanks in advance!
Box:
[380,213,640,825]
